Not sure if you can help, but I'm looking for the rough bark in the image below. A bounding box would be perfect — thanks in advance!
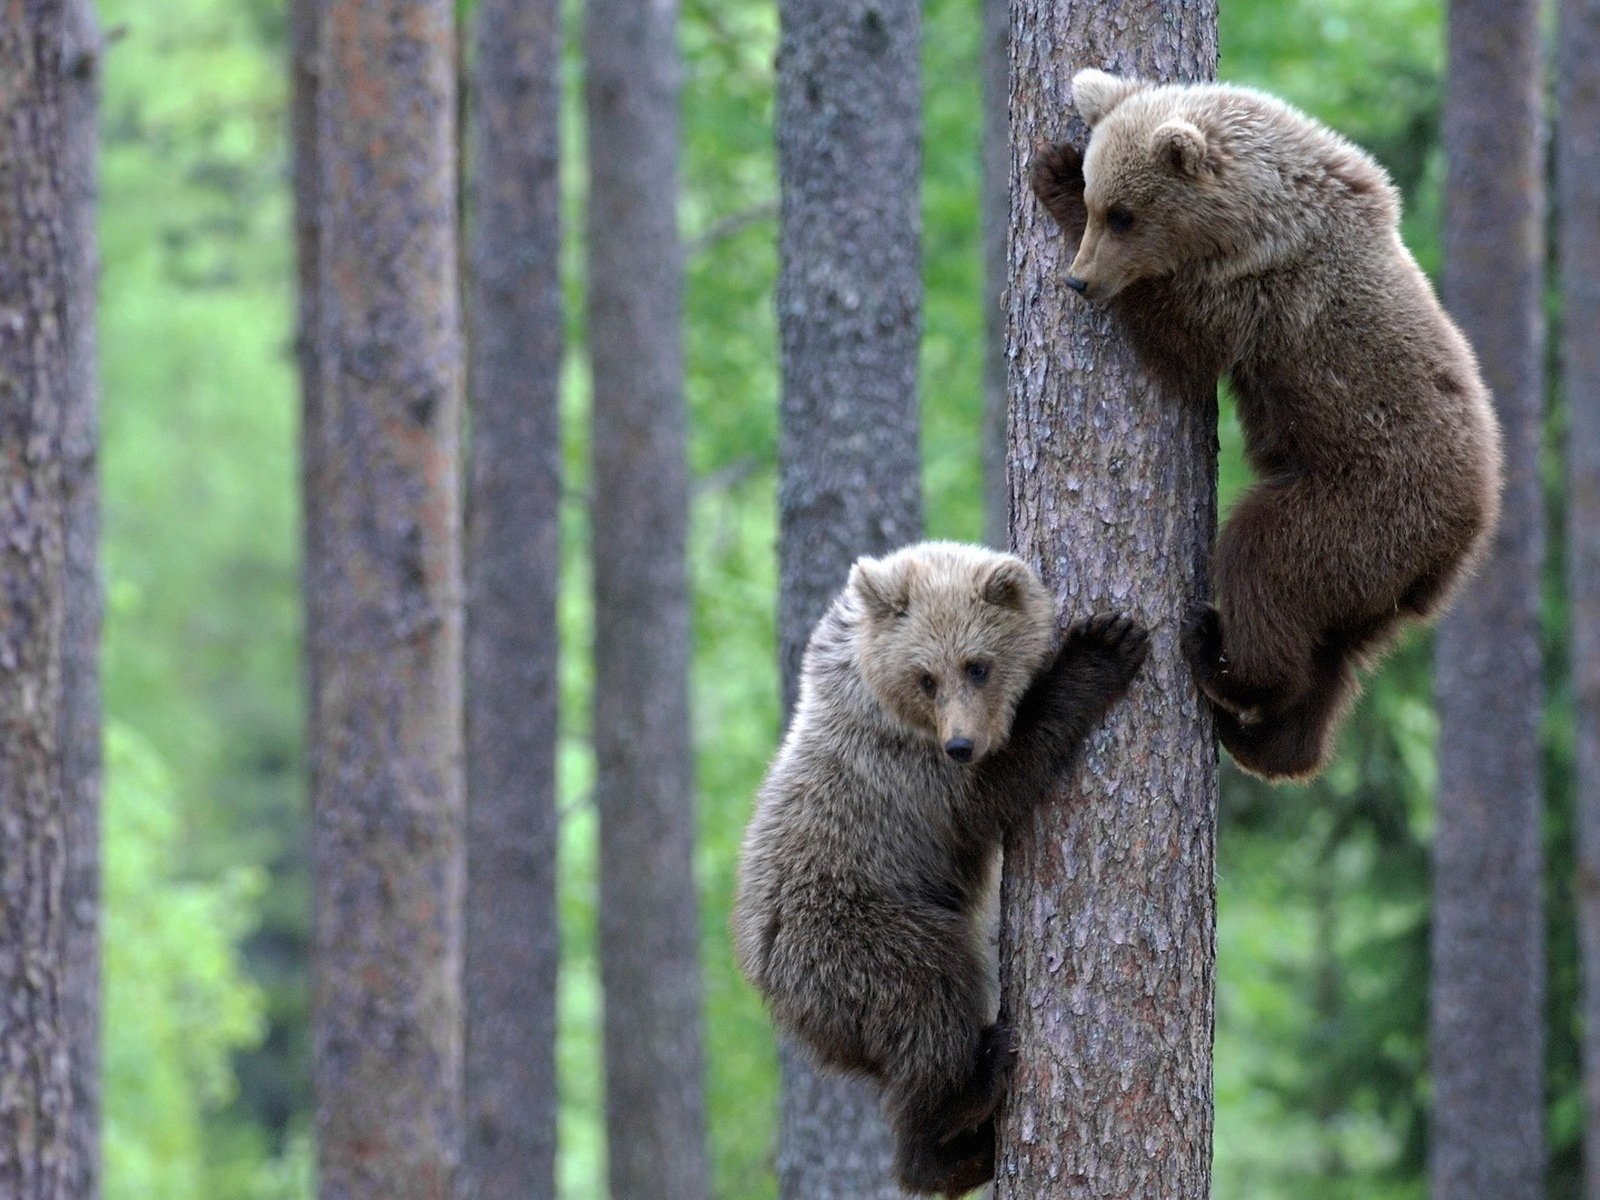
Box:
[0,2,74,1195]
[996,4,1218,1198]
[1564,2,1600,1196]
[773,0,924,1192]
[303,1,466,1196]
[584,0,710,1196]
[1430,1,1546,1197]
[60,2,103,1197]
[981,0,1009,550]
[462,0,562,1197]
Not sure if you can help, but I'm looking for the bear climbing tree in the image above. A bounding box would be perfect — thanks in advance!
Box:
[997,1,1220,1196]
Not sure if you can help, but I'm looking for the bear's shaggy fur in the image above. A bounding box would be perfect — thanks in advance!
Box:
[732,542,1148,1196]
[1030,69,1502,781]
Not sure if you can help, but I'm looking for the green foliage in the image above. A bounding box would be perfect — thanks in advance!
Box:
[102,722,297,1200]
[98,0,306,1189]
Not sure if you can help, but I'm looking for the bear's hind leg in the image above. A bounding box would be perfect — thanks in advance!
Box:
[939,1020,1015,1134]
[1181,601,1309,719]
[1214,640,1358,781]
[1199,475,1374,722]
[893,1117,995,1198]
[889,1021,1011,1197]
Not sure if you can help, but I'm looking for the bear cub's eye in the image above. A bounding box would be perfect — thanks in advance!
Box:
[964,661,991,687]
[1106,205,1136,234]
[919,672,937,697]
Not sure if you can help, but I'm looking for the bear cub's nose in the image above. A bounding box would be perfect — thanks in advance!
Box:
[1065,276,1088,294]
[944,738,974,763]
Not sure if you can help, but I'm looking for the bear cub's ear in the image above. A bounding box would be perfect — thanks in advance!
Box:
[851,555,917,620]
[1152,118,1209,176]
[1071,68,1148,128]
[979,558,1034,611]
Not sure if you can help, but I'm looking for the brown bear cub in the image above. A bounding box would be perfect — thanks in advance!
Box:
[1029,69,1502,781]
[732,542,1148,1196]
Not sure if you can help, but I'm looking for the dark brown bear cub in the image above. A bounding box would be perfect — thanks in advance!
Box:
[732,542,1148,1197]
[1030,69,1502,781]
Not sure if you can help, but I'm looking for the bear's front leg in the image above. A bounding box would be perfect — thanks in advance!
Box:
[1029,141,1090,244]
[977,612,1148,833]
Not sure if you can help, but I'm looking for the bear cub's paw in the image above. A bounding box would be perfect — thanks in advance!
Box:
[1061,611,1150,692]
[983,1018,1017,1070]
[1030,141,1089,240]
[1181,602,1246,715]
[961,1020,1017,1129]
[1179,603,1222,672]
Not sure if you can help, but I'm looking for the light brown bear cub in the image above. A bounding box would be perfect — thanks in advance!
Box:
[733,542,1148,1197]
[1030,69,1502,781]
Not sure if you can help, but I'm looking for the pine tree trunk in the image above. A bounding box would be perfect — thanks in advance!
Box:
[1563,2,1600,1195]
[60,2,103,1197]
[463,0,562,1195]
[1431,1,1546,1196]
[773,0,924,1192]
[996,4,1218,1197]
[585,0,710,1196]
[0,2,74,1195]
[981,0,1009,551]
[302,1,466,1196]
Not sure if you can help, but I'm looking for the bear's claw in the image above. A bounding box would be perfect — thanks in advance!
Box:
[1064,611,1150,684]
[1179,602,1223,668]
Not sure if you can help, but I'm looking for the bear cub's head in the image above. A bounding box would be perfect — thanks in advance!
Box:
[1057,68,1233,301]
[847,542,1056,765]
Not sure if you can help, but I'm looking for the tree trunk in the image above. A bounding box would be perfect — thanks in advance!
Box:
[0,1,74,1195]
[585,1,710,1196]
[981,0,1009,551]
[1563,2,1600,1196]
[60,3,103,1197]
[302,0,466,1196]
[462,0,562,1196]
[1431,1,1546,1196]
[773,0,924,1192]
[996,4,1218,1198]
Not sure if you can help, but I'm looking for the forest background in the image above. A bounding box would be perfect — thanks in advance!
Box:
[95,0,1565,1196]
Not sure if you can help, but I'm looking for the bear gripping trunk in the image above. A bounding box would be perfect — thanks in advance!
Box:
[997,3,1219,1198]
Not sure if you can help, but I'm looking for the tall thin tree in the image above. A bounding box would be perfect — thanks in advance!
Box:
[585,0,710,1195]
[1431,1,1546,1196]
[981,0,1009,550]
[1563,0,1600,1193]
[996,3,1219,1196]
[463,0,563,1195]
[773,0,924,1194]
[0,0,75,1194]
[60,2,104,1197]
[301,0,466,1196]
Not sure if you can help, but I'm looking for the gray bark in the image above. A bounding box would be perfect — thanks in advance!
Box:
[584,0,710,1196]
[302,1,466,1196]
[60,3,102,1197]
[773,0,924,1192]
[775,1044,904,1200]
[981,0,1009,550]
[997,4,1218,1198]
[463,0,562,1196]
[1564,2,1600,1196]
[0,1,74,1194]
[1431,0,1546,1196]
